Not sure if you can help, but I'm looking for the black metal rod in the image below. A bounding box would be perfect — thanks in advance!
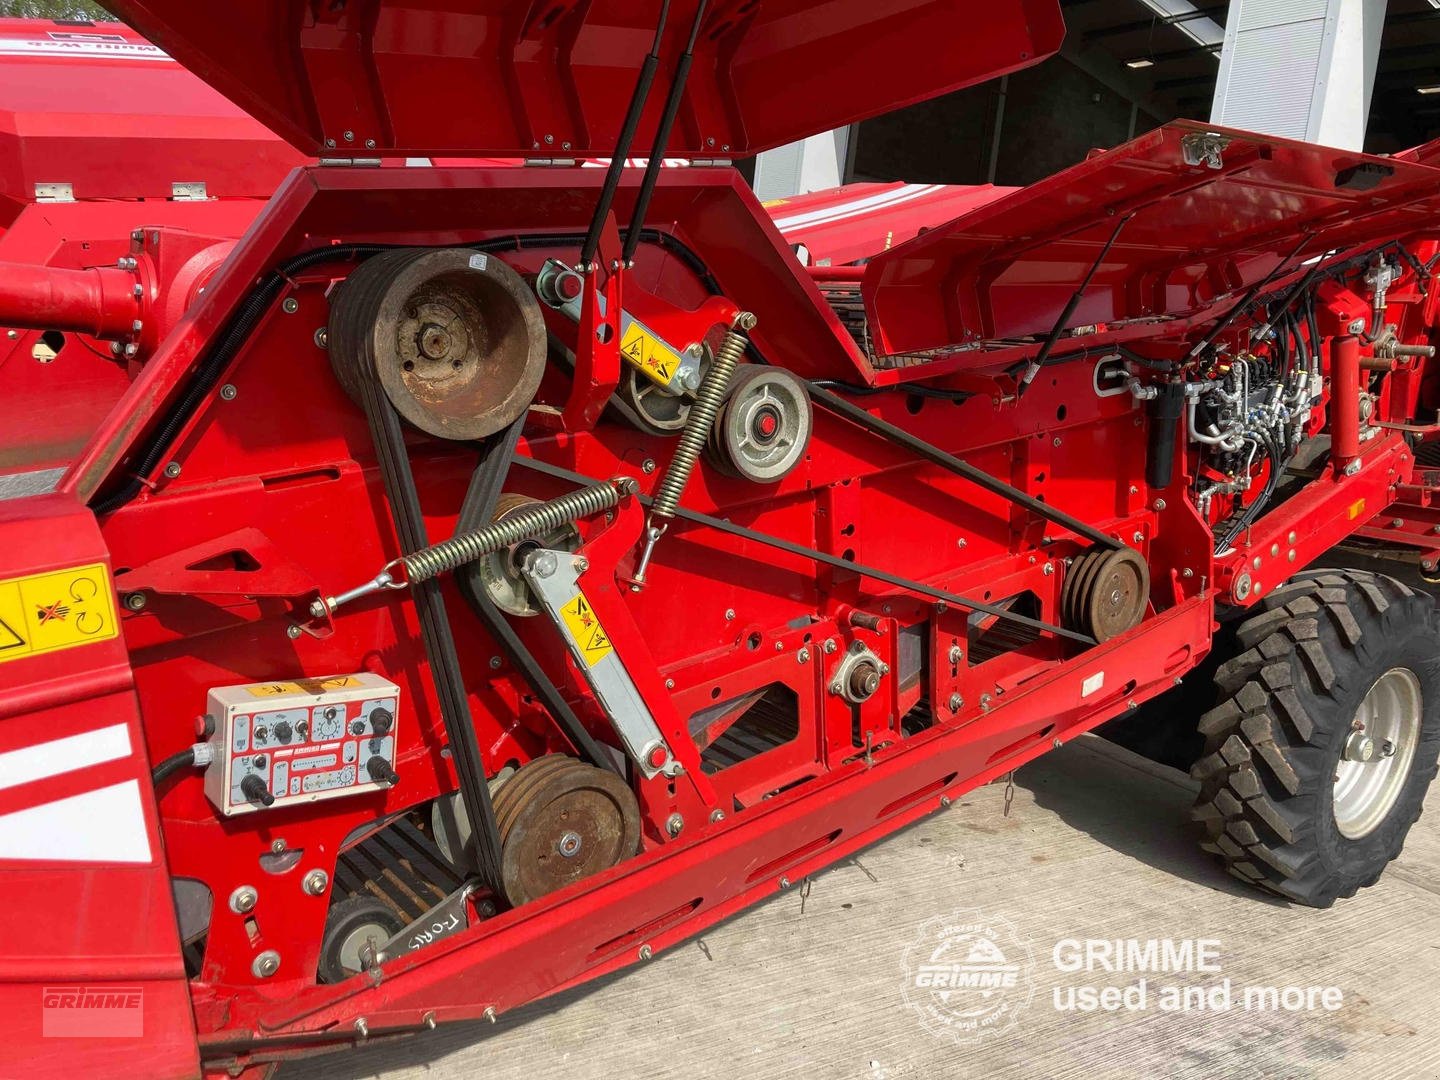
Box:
[621,0,708,265]
[514,457,1096,646]
[1018,212,1132,394]
[807,384,1123,552]
[579,0,672,269]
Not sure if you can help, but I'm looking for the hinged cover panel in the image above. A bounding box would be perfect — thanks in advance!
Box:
[101,1,1063,159]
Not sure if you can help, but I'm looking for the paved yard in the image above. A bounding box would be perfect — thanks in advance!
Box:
[299,731,1440,1080]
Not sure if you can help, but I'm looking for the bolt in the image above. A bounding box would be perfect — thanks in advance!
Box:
[229,885,258,914]
[343,130,354,142]
[302,869,329,896]
[1270,543,1280,557]
[1042,562,1055,576]
[797,648,810,664]
[271,839,287,854]
[163,461,182,479]
[488,655,502,670]
[286,624,302,640]
[282,297,299,314]
[709,808,725,823]
[638,945,653,961]
[724,608,736,621]
[1392,518,1405,528]
[642,458,657,474]
[948,692,963,713]
[483,1006,497,1023]
[1152,498,1167,511]
[252,951,281,979]
[1053,437,1062,447]
[325,138,336,148]
[823,639,838,655]
[665,678,675,689]
[366,139,377,149]
[478,900,496,917]
[666,813,684,837]
[423,1011,436,1030]
[556,830,583,858]
[775,641,784,652]
[314,327,329,349]
[220,383,238,401]
[948,644,963,665]
[940,795,952,809]
[1052,737,1063,749]
[1182,568,1194,578]
[1132,531,1144,544]
[123,592,148,612]
[354,1017,368,1038]
[778,876,790,889]
[6,330,15,339]
[1288,549,1296,562]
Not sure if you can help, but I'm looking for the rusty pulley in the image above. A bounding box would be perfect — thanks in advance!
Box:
[1061,545,1150,643]
[328,248,546,440]
[491,755,641,908]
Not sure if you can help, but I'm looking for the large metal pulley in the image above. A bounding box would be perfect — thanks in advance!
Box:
[328,248,546,440]
[490,755,641,908]
[1061,545,1150,643]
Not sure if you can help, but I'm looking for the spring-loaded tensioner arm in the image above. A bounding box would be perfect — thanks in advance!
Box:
[315,476,636,617]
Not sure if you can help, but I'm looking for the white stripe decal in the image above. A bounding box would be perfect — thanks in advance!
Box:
[0,40,173,61]
[0,723,131,792]
[772,184,942,232]
[0,780,152,863]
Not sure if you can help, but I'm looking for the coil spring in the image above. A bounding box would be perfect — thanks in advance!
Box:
[650,313,755,519]
[400,479,626,584]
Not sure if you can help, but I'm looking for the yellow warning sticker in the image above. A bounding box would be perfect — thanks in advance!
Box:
[0,562,119,665]
[246,675,359,698]
[619,319,681,386]
[1347,498,1367,521]
[760,198,789,208]
[559,592,613,667]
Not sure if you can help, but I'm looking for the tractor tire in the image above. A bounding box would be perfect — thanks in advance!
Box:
[1191,568,1440,907]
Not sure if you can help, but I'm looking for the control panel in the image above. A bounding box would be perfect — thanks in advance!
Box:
[203,673,401,817]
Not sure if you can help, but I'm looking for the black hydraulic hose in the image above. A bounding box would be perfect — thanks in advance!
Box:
[92,243,396,515]
[621,0,708,266]
[151,747,196,786]
[580,0,672,269]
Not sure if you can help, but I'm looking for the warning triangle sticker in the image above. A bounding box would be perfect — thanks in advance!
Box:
[0,614,25,651]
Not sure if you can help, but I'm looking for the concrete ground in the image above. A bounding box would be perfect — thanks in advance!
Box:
[300,730,1440,1080]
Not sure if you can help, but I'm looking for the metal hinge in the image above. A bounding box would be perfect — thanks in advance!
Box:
[1181,132,1229,170]
[317,157,382,167]
[34,182,74,203]
[524,158,579,167]
[170,181,208,201]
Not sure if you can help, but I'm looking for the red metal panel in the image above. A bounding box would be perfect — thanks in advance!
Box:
[100,0,1064,159]
[864,121,1440,358]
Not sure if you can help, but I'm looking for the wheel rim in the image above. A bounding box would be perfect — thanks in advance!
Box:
[1333,667,1422,840]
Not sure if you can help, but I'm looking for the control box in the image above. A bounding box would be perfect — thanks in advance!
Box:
[203,673,401,817]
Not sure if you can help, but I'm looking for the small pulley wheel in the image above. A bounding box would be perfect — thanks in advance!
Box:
[327,248,546,440]
[613,346,710,436]
[476,492,580,617]
[704,364,812,483]
[317,895,405,984]
[492,755,641,908]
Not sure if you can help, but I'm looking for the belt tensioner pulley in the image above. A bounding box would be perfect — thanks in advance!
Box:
[476,493,581,617]
[705,364,812,482]
[328,248,546,440]
[1061,545,1150,642]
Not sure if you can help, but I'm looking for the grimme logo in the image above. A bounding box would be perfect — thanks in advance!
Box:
[41,986,144,1038]
[901,912,1034,1042]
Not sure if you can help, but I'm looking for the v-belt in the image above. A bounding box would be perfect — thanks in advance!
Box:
[513,458,1097,647]
[807,384,1123,553]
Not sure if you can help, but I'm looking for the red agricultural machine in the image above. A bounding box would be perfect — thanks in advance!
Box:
[4,2,1440,1078]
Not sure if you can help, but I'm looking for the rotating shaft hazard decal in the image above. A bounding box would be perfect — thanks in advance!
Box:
[0,563,119,664]
[559,593,613,667]
[619,319,681,386]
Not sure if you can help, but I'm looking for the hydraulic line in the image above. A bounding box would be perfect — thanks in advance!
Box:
[632,311,755,585]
